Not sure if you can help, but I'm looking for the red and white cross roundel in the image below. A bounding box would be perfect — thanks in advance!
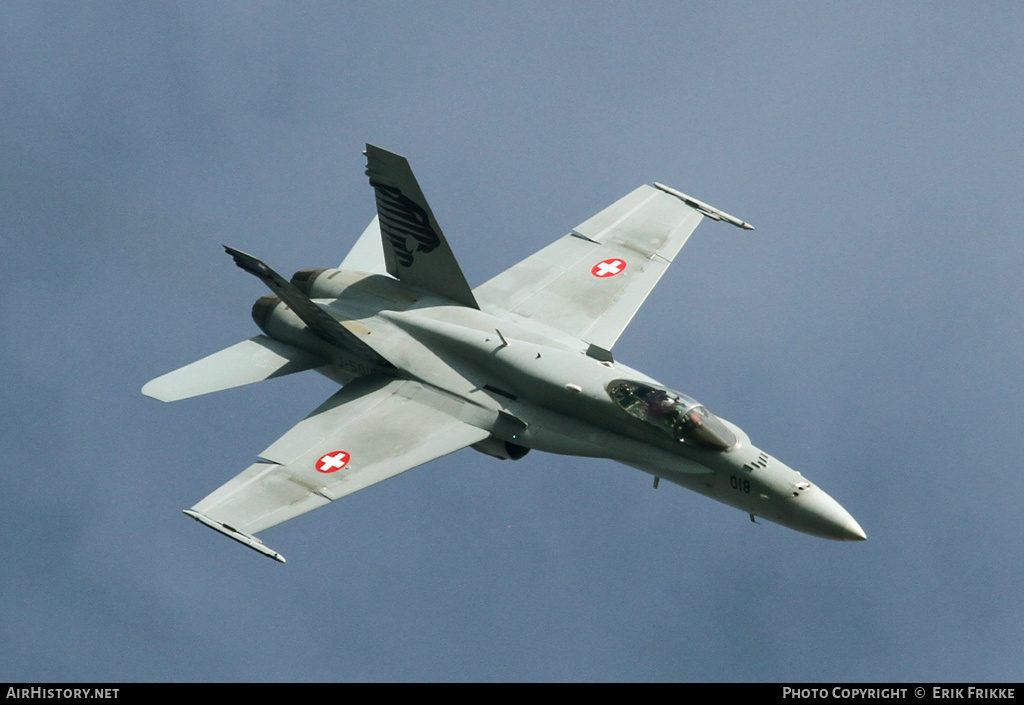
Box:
[316,450,350,474]
[591,258,626,278]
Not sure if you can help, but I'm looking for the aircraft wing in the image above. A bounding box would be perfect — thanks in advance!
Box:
[185,374,490,562]
[474,184,748,351]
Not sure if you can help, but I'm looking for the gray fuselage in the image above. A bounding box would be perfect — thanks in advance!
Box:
[261,268,866,542]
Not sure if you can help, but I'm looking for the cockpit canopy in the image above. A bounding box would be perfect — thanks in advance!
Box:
[606,379,736,450]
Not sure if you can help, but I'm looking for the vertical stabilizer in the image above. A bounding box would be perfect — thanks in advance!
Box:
[364,144,478,308]
[339,215,388,274]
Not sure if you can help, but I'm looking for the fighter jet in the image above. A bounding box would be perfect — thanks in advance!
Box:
[143,144,866,562]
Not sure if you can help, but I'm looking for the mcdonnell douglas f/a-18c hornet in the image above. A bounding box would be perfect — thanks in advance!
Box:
[143,145,866,562]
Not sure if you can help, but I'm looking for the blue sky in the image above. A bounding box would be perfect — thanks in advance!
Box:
[2,2,1023,682]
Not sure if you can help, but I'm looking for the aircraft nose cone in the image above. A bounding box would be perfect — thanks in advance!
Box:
[792,486,867,541]
[842,514,867,541]
[835,513,867,541]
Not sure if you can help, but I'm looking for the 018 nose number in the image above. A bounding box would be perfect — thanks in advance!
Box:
[729,476,751,494]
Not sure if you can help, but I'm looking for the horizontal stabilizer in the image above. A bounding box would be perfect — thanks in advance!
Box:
[142,335,325,402]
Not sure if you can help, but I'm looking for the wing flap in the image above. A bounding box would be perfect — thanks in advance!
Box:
[188,375,491,550]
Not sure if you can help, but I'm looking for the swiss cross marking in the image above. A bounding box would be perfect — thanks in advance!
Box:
[316,450,350,474]
[592,258,626,278]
